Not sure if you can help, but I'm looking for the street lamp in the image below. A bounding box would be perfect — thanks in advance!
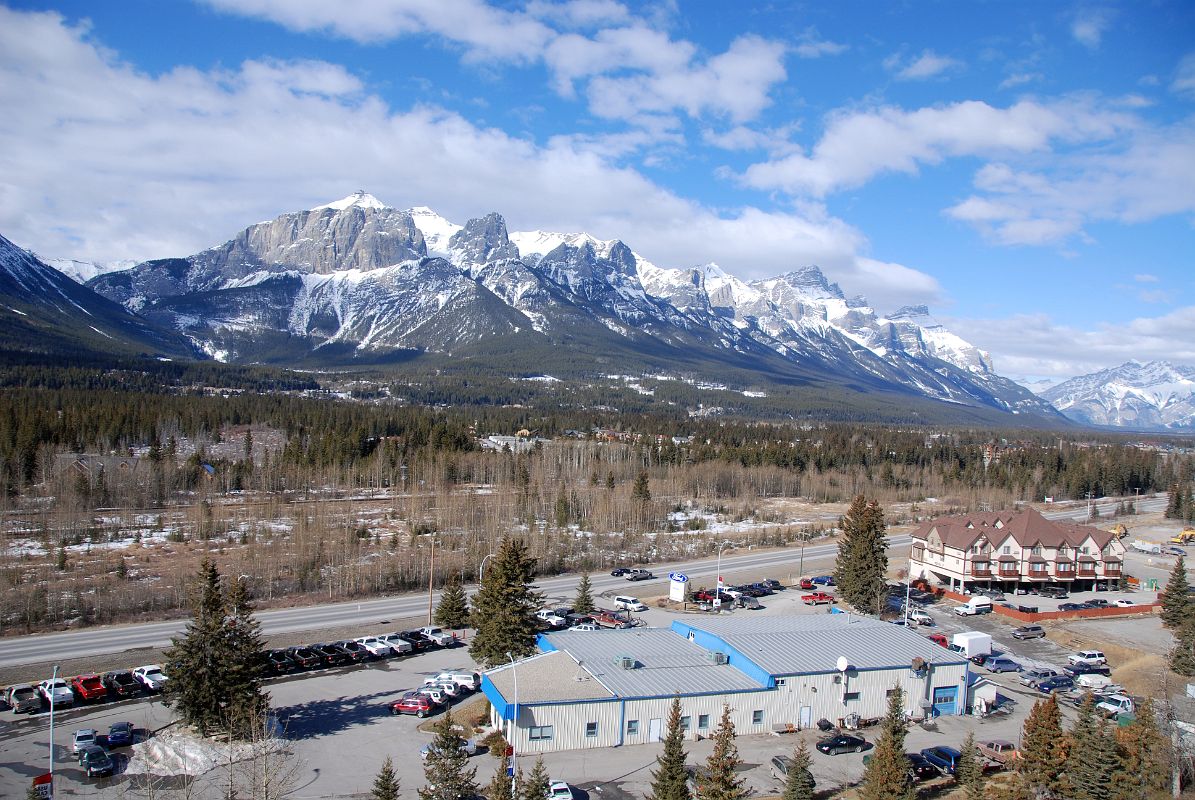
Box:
[48,664,59,793]
[715,541,733,608]
[479,553,496,585]
[507,652,519,794]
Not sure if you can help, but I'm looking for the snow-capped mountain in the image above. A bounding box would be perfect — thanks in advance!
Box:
[80,192,1060,420]
[1040,361,1195,430]
[46,257,136,284]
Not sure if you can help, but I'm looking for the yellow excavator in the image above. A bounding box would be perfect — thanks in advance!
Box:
[1108,523,1128,539]
[1171,529,1195,545]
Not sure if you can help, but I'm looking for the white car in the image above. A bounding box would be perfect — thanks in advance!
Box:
[39,678,74,707]
[1114,599,1135,608]
[421,738,478,761]
[547,780,576,800]
[380,634,414,654]
[429,671,480,691]
[418,626,455,646]
[133,665,169,692]
[907,609,934,626]
[1068,650,1107,666]
[536,609,567,627]
[72,728,98,754]
[569,623,600,632]
[355,636,395,657]
[418,685,448,704]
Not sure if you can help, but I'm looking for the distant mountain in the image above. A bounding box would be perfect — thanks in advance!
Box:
[1040,360,1195,430]
[46,257,136,284]
[0,234,196,360]
[82,192,1063,423]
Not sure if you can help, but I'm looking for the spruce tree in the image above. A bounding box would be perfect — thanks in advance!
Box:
[780,740,815,800]
[649,696,691,800]
[698,705,745,800]
[486,758,513,800]
[833,494,889,614]
[1166,484,1181,518]
[573,573,596,615]
[859,687,913,800]
[954,731,984,800]
[1170,615,1195,676]
[632,470,652,503]
[1067,695,1117,800]
[1160,556,1192,629]
[520,757,549,800]
[1015,695,1069,799]
[419,710,479,800]
[371,756,400,800]
[163,559,231,736]
[1110,699,1171,800]
[470,537,544,667]
[223,576,270,739]
[435,575,471,630]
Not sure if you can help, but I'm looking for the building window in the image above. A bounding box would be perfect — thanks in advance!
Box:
[1032,545,1043,556]
[584,722,598,737]
[680,716,691,731]
[1081,546,1089,555]
[626,720,639,735]
[1030,563,1045,574]
[529,726,554,741]
[1058,563,1073,573]
[886,688,900,697]
[752,710,764,725]
[844,692,860,701]
[698,714,710,730]
[1002,545,1011,555]
[1058,545,1068,556]
[775,678,787,686]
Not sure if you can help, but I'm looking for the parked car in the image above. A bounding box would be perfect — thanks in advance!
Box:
[78,744,115,778]
[390,692,439,717]
[401,631,436,651]
[6,683,40,713]
[430,671,481,691]
[355,636,395,658]
[802,592,835,605]
[906,753,942,781]
[920,746,963,774]
[418,626,455,646]
[287,647,322,669]
[72,728,99,754]
[332,640,370,662]
[975,588,1006,601]
[762,579,784,591]
[816,733,867,755]
[71,674,107,702]
[1084,599,1110,608]
[546,781,576,800]
[691,589,717,602]
[737,595,763,610]
[1065,662,1112,678]
[770,754,816,787]
[266,649,297,674]
[1068,650,1108,666]
[625,569,654,581]
[107,721,134,747]
[1036,675,1076,694]
[379,634,415,655]
[908,609,934,626]
[102,670,139,698]
[613,595,648,612]
[537,609,568,628]
[418,685,449,705]
[1059,602,1087,612]
[1011,625,1046,640]
[1114,599,1135,608]
[798,578,815,590]
[926,633,949,648]
[569,622,600,632]
[39,678,74,707]
[1038,586,1068,599]
[421,738,479,761]
[312,642,352,667]
[1019,667,1060,687]
[977,739,1019,765]
[1164,545,1187,557]
[985,656,1021,673]
[810,575,835,586]
[132,665,169,692]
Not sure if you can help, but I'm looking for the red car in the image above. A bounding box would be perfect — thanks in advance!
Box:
[802,592,835,605]
[390,692,439,718]
[71,674,106,702]
[926,633,949,648]
[799,578,815,590]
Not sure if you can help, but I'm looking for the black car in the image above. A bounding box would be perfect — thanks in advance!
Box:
[749,583,774,596]
[762,578,785,591]
[1083,599,1110,608]
[78,744,115,778]
[816,733,867,755]
[401,630,435,650]
[1065,662,1112,677]
[266,649,297,674]
[102,670,140,698]
[312,642,352,666]
[287,646,322,669]
[334,640,370,663]
[1059,602,1086,611]
[610,567,630,576]
[906,753,941,781]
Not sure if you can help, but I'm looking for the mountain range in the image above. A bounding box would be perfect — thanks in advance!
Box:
[1041,361,1195,430]
[2,192,1070,424]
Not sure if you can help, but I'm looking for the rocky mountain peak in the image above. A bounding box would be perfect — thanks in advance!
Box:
[449,213,520,265]
[312,190,389,211]
[889,304,932,322]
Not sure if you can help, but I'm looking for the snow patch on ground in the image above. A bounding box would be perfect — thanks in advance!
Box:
[125,730,289,778]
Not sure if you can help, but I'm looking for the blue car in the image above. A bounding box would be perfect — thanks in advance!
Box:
[811,575,836,586]
[985,657,1021,673]
[1036,675,1074,694]
[107,721,134,747]
[920,746,962,774]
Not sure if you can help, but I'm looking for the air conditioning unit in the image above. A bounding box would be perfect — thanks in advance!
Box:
[707,652,729,665]
[614,656,637,670]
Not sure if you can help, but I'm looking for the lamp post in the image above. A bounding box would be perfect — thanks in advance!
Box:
[507,652,519,794]
[427,534,436,625]
[48,663,59,793]
[715,541,733,608]
[479,552,496,585]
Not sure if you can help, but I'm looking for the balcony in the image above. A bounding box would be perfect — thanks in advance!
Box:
[998,568,1020,578]
[971,564,993,578]
[1076,568,1096,577]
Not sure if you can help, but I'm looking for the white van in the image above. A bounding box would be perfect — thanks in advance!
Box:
[614,595,647,612]
[954,597,993,616]
[1075,674,1112,690]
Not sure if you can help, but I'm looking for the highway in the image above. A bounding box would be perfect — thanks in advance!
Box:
[0,494,1166,668]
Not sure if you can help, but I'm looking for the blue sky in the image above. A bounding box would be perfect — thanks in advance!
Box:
[1,0,1192,382]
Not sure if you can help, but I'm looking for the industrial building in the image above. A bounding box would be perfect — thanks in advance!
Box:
[481,615,970,754]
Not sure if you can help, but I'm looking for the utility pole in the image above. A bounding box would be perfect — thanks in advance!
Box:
[427,535,435,625]
[48,664,59,794]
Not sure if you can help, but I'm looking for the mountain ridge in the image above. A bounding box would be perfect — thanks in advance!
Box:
[1040,360,1195,430]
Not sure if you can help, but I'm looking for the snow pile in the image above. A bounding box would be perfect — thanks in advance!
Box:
[125,731,289,778]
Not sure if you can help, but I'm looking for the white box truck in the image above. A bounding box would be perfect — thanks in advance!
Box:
[950,631,992,661]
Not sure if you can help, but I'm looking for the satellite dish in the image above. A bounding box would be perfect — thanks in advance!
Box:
[836,656,849,672]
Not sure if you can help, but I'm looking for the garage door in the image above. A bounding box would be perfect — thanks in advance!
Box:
[932,686,957,717]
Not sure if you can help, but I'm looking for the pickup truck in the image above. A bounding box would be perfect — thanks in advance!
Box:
[594,610,632,629]
[6,683,40,713]
[536,609,567,628]
[977,739,1019,766]
[625,569,654,581]
[71,674,107,702]
[417,626,455,647]
[802,592,835,605]
[1096,694,1135,718]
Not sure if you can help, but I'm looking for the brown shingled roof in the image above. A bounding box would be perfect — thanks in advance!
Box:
[910,508,1116,551]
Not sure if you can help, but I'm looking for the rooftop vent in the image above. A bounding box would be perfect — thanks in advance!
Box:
[614,655,638,670]
[707,651,729,665]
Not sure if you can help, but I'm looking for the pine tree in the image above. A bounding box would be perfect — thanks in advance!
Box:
[223,576,270,739]
[1169,615,1195,675]
[435,575,471,630]
[954,731,984,800]
[632,471,652,503]
[698,705,745,800]
[554,484,570,528]
[520,757,549,800]
[419,710,479,800]
[1066,694,1118,800]
[1166,483,1181,518]
[833,494,889,614]
[859,687,913,800]
[573,573,596,615]
[780,740,815,800]
[487,757,513,800]
[1160,555,1191,629]
[1110,699,1171,800]
[371,756,400,800]
[470,538,544,667]
[163,559,231,736]
[1015,695,1069,799]
[649,697,691,800]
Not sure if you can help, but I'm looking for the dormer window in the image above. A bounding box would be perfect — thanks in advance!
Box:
[1032,545,1043,556]
[1002,545,1011,555]
[994,520,1004,528]
[1058,545,1068,557]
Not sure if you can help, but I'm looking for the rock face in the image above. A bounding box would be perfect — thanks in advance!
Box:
[1041,361,1195,430]
[79,193,1060,420]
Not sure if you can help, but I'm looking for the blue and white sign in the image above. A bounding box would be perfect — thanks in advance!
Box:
[668,572,688,602]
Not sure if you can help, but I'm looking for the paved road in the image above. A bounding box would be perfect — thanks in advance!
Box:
[0,493,1165,667]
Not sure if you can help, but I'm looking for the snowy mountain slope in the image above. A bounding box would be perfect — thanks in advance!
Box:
[47,257,136,284]
[1041,361,1195,430]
